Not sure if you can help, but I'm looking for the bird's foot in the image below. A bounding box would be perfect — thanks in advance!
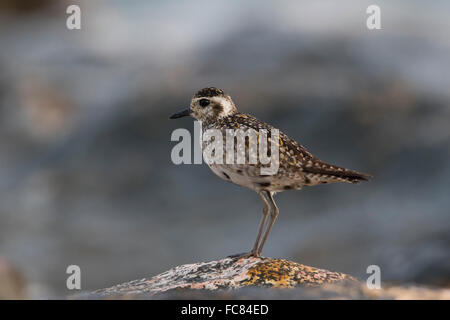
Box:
[227,250,260,259]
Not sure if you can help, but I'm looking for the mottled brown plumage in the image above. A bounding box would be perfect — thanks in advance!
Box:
[194,87,226,98]
[170,87,371,258]
[203,112,370,191]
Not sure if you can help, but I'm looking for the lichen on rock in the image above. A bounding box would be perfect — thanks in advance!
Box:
[90,256,356,298]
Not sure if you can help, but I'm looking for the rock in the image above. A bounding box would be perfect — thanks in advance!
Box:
[76,257,450,300]
[0,258,27,299]
[87,257,357,299]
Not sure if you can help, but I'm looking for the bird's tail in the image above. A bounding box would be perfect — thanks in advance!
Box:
[303,160,372,184]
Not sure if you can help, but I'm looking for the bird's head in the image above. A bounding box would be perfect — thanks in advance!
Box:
[170,87,237,122]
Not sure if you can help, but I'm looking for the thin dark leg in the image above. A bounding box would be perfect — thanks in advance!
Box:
[227,191,271,259]
[257,191,279,256]
[250,192,271,256]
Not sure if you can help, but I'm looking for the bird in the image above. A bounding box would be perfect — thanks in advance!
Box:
[170,87,371,258]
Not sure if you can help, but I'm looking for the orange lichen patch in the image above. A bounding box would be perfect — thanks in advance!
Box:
[242,258,354,288]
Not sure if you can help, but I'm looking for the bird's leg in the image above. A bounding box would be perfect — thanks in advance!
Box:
[257,191,279,256]
[227,192,271,259]
[250,192,270,256]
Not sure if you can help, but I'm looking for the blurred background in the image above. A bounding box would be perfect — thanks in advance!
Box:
[0,0,449,298]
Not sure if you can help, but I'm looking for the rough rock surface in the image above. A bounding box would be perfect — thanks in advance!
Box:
[78,257,450,299]
[89,257,356,298]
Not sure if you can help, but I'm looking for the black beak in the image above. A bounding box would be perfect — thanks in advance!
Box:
[169,108,191,119]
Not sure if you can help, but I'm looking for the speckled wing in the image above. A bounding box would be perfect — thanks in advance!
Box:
[218,113,371,186]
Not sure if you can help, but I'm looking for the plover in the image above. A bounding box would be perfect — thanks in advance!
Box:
[170,87,371,258]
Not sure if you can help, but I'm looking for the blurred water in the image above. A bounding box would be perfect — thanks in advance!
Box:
[0,0,449,298]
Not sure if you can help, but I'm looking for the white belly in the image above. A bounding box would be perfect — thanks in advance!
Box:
[207,163,303,192]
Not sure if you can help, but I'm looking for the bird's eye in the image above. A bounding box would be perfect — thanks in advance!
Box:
[199,99,210,107]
